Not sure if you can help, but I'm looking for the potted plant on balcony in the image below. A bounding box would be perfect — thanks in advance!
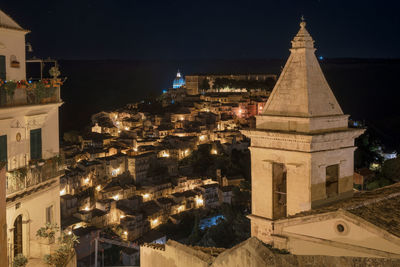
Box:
[17,80,29,89]
[43,232,79,267]
[29,159,37,169]
[15,167,27,183]
[12,254,28,267]
[36,223,58,244]
[33,81,56,104]
[1,81,17,99]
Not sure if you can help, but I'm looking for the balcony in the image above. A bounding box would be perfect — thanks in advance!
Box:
[6,156,64,197]
[0,79,62,108]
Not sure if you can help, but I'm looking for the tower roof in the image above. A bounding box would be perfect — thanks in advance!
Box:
[0,9,27,32]
[262,20,343,117]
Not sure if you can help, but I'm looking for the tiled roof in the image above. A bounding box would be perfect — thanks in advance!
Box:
[289,182,400,237]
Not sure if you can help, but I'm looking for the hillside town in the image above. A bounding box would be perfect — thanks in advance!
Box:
[2,5,400,267]
[59,70,276,265]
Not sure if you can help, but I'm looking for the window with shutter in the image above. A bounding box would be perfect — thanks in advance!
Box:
[0,135,7,163]
[0,55,5,80]
[30,129,42,160]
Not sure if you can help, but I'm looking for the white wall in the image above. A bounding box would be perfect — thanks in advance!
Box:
[6,180,61,259]
[283,216,400,255]
[0,28,27,81]
[0,103,61,170]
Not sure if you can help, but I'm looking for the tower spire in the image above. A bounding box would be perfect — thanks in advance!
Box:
[261,20,342,118]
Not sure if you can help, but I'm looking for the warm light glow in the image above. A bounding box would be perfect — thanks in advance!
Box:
[96,185,101,191]
[133,148,138,152]
[185,149,190,155]
[73,223,84,229]
[84,206,90,211]
[370,163,380,170]
[152,218,159,225]
[60,188,66,196]
[124,231,128,235]
[113,194,120,201]
[196,197,204,206]
[143,193,150,199]
[179,116,184,121]
[120,215,126,219]
[68,231,72,235]
[112,168,120,177]
[211,149,218,155]
[125,127,129,131]
[238,109,242,114]
[84,177,90,184]
[199,135,205,141]
[177,205,185,212]
[162,151,170,158]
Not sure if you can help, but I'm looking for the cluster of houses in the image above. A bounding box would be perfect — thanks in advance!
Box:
[59,71,273,264]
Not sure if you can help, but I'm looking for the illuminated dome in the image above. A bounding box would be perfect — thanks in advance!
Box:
[173,70,185,89]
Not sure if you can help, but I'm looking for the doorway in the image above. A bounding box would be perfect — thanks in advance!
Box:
[13,215,23,257]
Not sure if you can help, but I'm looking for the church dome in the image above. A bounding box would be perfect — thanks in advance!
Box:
[173,70,185,89]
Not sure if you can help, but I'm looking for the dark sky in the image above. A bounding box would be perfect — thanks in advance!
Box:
[2,0,399,60]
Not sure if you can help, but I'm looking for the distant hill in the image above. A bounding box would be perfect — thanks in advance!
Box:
[58,58,400,148]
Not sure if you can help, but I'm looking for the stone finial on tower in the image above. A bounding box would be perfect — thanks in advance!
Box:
[291,16,314,50]
[300,15,306,28]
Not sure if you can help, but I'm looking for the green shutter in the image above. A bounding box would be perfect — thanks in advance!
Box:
[0,56,6,106]
[0,56,5,80]
[0,135,7,163]
[30,129,42,160]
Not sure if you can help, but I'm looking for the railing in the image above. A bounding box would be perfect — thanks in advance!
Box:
[0,79,62,108]
[6,157,64,196]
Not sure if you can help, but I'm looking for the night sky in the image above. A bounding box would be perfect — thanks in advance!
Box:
[2,0,400,60]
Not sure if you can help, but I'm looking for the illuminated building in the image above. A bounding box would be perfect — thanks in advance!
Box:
[140,19,400,266]
[172,70,185,89]
[0,9,65,265]
[185,73,277,95]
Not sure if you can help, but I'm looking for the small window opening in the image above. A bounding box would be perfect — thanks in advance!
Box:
[326,164,339,198]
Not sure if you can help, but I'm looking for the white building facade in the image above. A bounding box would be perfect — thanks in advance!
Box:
[0,10,64,266]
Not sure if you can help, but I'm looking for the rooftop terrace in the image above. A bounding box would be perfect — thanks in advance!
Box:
[0,79,62,108]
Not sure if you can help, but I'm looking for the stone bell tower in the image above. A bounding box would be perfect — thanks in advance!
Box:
[242,20,364,242]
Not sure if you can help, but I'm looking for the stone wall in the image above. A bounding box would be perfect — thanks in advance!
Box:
[140,242,213,267]
[141,237,400,267]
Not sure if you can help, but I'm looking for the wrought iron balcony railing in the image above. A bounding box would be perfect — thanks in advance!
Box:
[6,156,64,197]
